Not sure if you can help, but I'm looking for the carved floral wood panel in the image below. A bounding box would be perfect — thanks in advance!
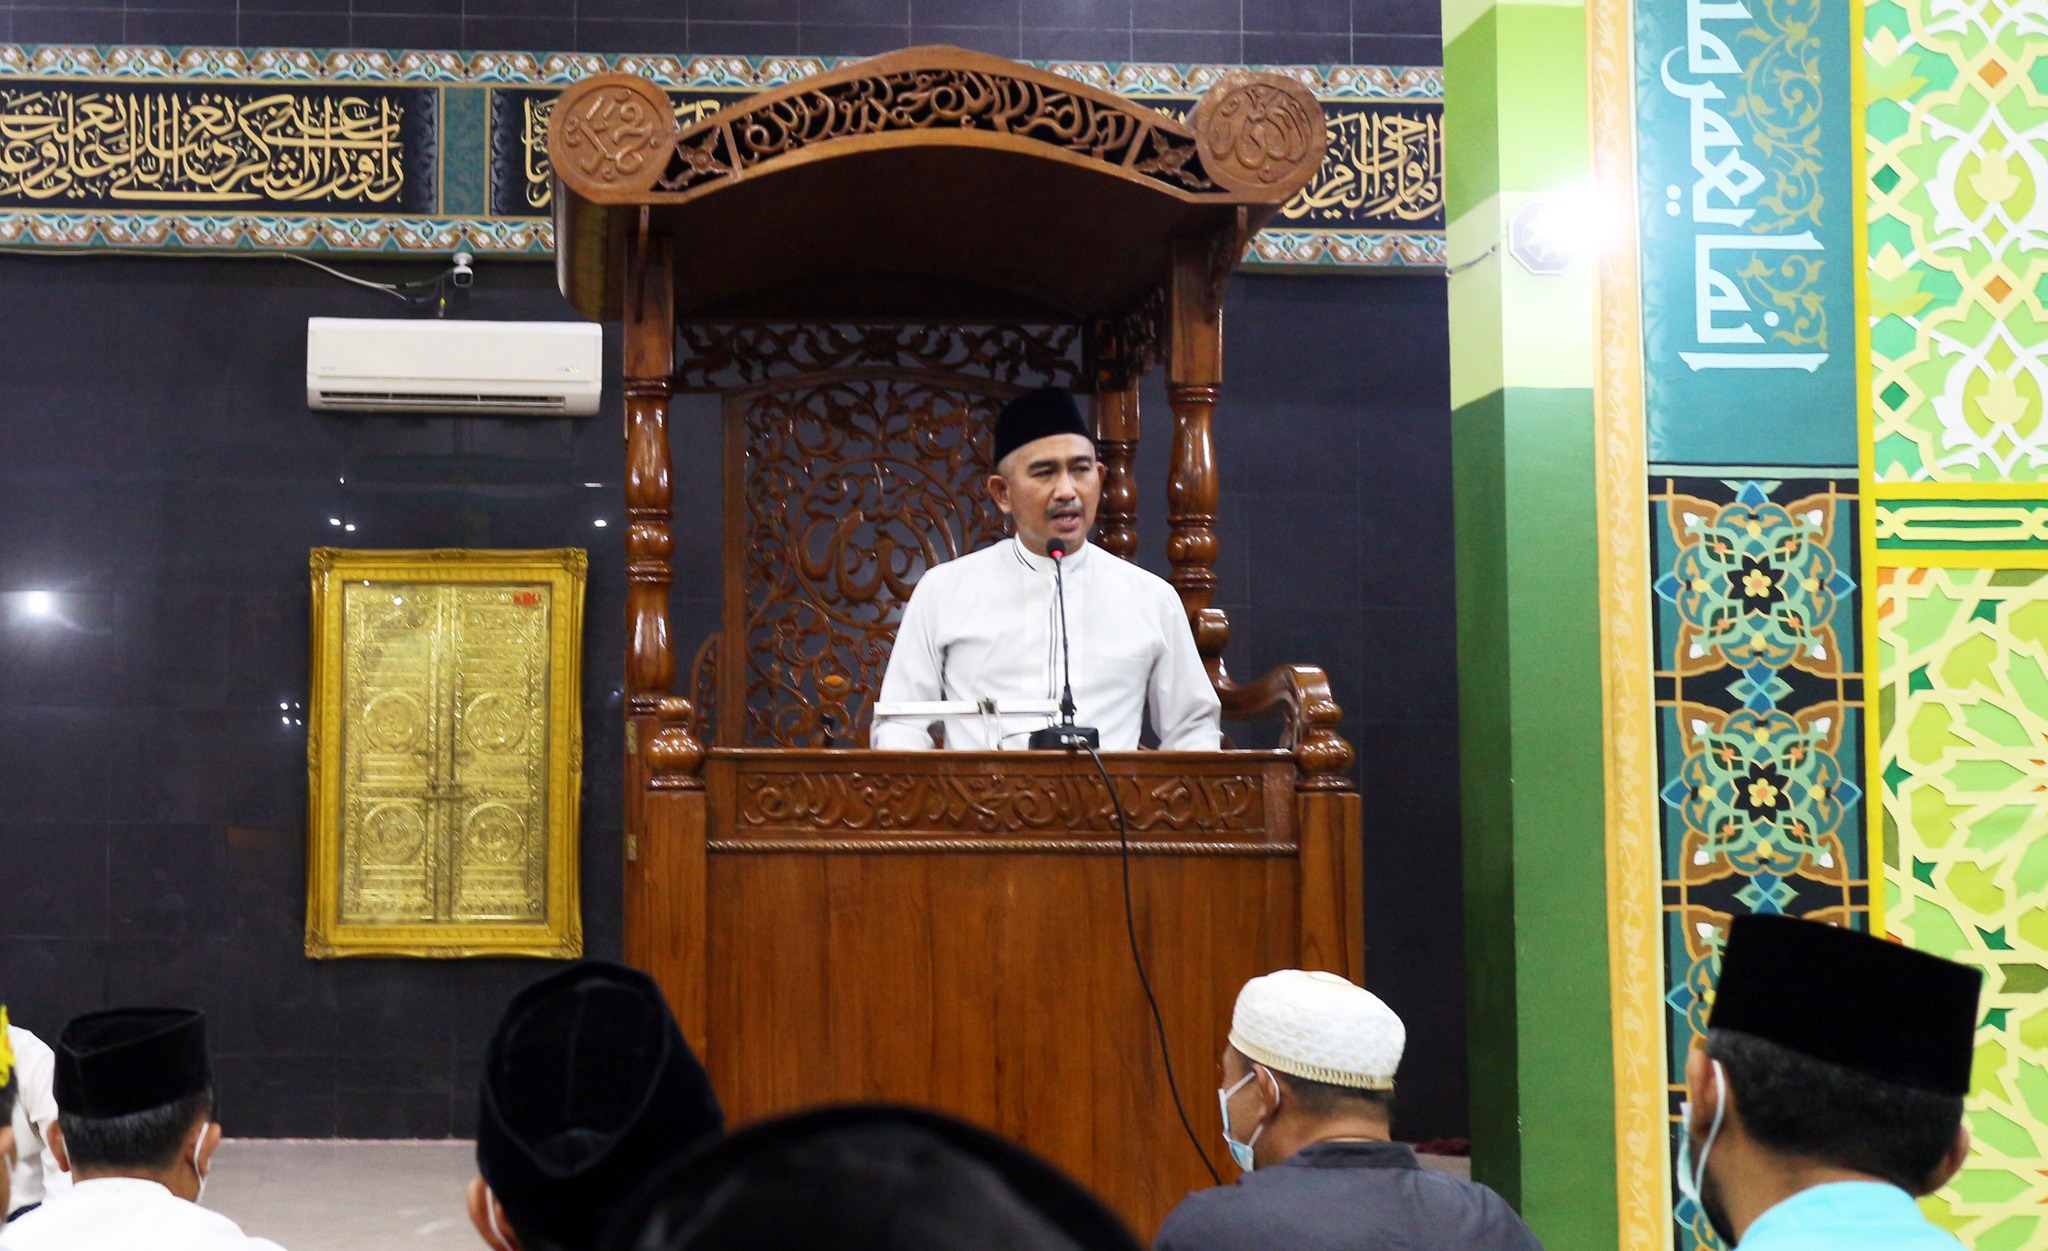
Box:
[733,377,1011,747]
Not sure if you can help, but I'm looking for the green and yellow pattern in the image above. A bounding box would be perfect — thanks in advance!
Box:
[1879,564,2048,1248]
[1866,0,2048,483]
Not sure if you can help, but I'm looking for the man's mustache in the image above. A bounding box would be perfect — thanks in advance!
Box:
[1047,504,1083,518]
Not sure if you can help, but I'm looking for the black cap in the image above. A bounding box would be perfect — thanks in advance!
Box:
[602,1104,1141,1251]
[55,1008,211,1118]
[1710,915,1981,1097]
[478,961,724,1251]
[993,387,1093,466]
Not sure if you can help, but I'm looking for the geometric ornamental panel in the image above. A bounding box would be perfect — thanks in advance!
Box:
[1650,476,1871,1251]
[1866,0,2048,483]
[1879,565,2048,1248]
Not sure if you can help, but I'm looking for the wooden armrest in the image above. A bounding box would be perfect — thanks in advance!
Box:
[1217,663,1354,788]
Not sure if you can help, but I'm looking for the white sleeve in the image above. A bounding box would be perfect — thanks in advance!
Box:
[1149,586,1223,750]
[871,578,942,750]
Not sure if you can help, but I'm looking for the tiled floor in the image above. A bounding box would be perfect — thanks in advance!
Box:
[208,1140,479,1251]
[197,1138,1470,1249]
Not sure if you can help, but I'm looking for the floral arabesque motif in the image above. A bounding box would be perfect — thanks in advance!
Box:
[1656,481,1856,672]
[1665,707,1861,875]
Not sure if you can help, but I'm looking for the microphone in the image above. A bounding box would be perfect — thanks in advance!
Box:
[1028,536,1101,751]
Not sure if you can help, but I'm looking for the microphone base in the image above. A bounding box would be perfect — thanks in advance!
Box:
[1028,724,1101,751]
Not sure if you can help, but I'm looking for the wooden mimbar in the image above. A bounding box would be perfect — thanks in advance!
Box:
[549,47,1363,1235]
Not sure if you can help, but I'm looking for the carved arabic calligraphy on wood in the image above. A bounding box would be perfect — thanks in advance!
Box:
[734,769,1270,835]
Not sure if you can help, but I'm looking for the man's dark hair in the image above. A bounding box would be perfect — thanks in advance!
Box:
[57,1089,211,1171]
[1707,1029,1962,1192]
[1277,1072,1394,1116]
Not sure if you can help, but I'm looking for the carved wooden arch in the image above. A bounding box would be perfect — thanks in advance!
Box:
[548,50,1328,323]
[551,50,1327,208]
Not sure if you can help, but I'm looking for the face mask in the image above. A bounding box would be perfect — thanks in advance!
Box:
[191,1124,211,1205]
[1676,1061,1732,1243]
[1218,1068,1270,1172]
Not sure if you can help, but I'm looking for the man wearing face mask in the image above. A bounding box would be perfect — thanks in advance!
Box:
[1675,914,1979,1249]
[0,1007,286,1251]
[872,386,1221,751]
[1155,970,1539,1251]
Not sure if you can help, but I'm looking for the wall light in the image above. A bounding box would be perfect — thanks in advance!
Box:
[22,590,56,617]
[1508,188,1622,275]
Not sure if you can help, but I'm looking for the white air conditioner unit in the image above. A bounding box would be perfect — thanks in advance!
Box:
[306,317,603,417]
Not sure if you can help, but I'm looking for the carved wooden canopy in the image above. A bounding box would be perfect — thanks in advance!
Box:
[549,47,1327,322]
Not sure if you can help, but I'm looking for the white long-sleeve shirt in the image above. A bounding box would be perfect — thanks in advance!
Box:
[0,1178,285,1251]
[6,1026,69,1213]
[871,538,1222,751]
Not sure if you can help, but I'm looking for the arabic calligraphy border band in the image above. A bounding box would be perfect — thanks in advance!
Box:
[0,43,1444,265]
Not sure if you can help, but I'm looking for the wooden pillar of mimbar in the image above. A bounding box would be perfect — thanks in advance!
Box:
[1443,0,1623,1245]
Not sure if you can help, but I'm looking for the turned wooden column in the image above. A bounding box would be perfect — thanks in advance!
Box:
[1093,385,1141,560]
[1167,235,1230,679]
[624,236,678,718]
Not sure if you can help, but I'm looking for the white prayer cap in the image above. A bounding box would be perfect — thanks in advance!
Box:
[1228,970,1404,1091]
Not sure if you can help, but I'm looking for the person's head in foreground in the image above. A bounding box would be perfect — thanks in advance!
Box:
[600,1104,1141,1251]
[1217,969,1402,1170]
[1,1006,16,1223]
[470,960,724,1251]
[987,387,1100,558]
[1682,914,1981,1248]
[1157,969,1540,1251]
[47,1008,217,1200]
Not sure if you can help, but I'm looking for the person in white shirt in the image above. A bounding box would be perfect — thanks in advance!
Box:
[0,1007,285,1251]
[2,1008,16,1225]
[872,386,1222,752]
[5,1019,69,1221]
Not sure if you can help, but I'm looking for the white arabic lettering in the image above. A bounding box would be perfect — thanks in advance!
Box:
[1657,0,1827,372]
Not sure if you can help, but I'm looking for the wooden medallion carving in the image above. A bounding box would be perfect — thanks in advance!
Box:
[734,377,1011,747]
[674,322,1081,393]
[1188,71,1328,199]
[658,69,1213,196]
[549,75,677,195]
[735,770,1267,835]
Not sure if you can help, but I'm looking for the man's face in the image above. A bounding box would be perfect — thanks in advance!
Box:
[987,433,1100,556]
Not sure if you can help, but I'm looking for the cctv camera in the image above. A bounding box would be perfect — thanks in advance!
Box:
[450,251,475,289]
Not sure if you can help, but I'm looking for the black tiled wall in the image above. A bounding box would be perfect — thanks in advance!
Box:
[0,0,1461,1145]
[0,0,1441,69]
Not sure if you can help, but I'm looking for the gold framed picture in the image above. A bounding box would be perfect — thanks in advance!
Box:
[306,548,586,958]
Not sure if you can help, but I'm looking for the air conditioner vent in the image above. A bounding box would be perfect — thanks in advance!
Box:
[306,317,602,417]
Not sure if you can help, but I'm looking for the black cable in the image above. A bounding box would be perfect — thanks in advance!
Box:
[1053,550,1077,723]
[1083,741,1221,1186]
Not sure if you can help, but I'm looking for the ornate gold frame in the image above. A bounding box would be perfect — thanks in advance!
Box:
[305,548,586,959]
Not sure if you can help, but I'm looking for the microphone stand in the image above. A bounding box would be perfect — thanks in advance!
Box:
[1028,539,1100,750]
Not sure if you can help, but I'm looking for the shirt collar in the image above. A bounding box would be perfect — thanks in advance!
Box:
[1010,537,1089,574]
[1280,1140,1421,1171]
[69,1176,178,1201]
[1743,1181,1928,1239]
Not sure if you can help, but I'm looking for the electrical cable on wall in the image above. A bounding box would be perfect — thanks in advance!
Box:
[0,248,476,315]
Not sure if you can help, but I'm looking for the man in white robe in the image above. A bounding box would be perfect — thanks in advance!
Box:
[0,1008,285,1251]
[872,386,1221,751]
[5,1018,70,1221]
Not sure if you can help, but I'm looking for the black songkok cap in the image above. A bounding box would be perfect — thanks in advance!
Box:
[55,1008,211,1118]
[1710,914,1981,1097]
[478,960,724,1251]
[601,1104,1141,1251]
[993,387,1093,466]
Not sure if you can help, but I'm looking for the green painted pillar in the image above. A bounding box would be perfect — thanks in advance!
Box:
[1443,0,1617,1246]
